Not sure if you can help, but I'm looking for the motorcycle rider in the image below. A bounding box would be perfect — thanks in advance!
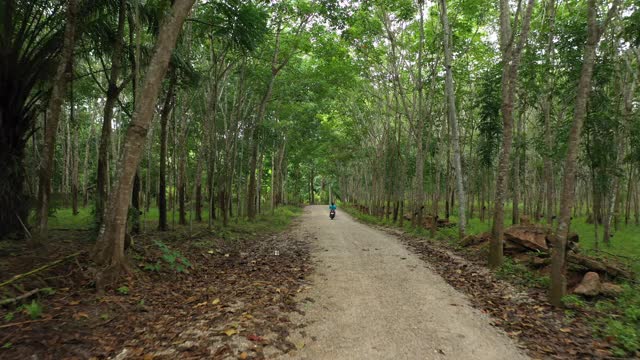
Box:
[329,202,337,216]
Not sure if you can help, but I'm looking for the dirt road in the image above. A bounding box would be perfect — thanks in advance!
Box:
[284,206,528,360]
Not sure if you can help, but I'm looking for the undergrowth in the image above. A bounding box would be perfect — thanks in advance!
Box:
[495,258,551,289]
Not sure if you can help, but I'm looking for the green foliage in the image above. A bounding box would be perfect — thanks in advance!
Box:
[116,286,130,295]
[143,263,162,272]
[2,342,12,349]
[476,64,503,168]
[21,300,43,320]
[561,295,586,309]
[592,285,640,356]
[495,258,549,289]
[152,240,192,273]
[41,287,56,296]
[4,312,14,322]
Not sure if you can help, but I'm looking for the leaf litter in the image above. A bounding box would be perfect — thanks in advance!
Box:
[0,224,313,359]
[379,227,620,359]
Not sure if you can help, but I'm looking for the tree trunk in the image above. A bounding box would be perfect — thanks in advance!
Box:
[413,0,426,229]
[82,122,95,207]
[512,107,523,225]
[96,0,127,225]
[157,72,176,231]
[34,0,78,243]
[439,0,466,238]
[489,0,536,268]
[71,105,79,215]
[92,0,196,287]
[549,0,619,306]
[195,153,203,222]
[131,171,141,234]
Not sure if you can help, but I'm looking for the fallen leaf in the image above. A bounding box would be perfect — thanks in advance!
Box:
[239,352,248,359]
[223,329,237,336]
[194,301,208,308]
[247,334,264,342]
[295,341,305,350]
[212,298,221,305]
[73,312,89,320]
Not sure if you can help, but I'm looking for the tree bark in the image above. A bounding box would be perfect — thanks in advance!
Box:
[489,0,536,268]
[542,0,557,225]
[34,0,78,243]
[93,0,196,287]
[549,0,620,306]
[158,72,176,231]
[439,0,467,238]
[96,0,127,225]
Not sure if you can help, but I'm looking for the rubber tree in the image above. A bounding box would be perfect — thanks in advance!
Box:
[34,0,79,243]
[93,0,196,287]
[489,0,536,268]
[438,0,467,239]
[550,0,620,307]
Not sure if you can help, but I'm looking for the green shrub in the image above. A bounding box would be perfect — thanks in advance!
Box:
[117,286,130,295]
[153,240,192,273]
[4,312,14,322]
[561,295,586,309]
[495,258,549,289]
[593,285,640,356]
[21,300,43,319]
[603,319,639,355]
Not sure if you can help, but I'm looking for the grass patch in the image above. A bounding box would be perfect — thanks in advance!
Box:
[495,258,550,289]
[43,205,302,234]
[591,284,640,357]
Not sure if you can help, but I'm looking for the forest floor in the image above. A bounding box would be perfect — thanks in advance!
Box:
[0,206,313,359]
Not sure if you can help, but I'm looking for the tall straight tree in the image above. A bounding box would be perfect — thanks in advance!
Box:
[93,0,196,286]
[158,71,177,231]
[34,0,78,243]
[95,0,128,225]
[489,0,536,268]
[439,0,466,238]
[542,0,557,225]
[549,0,620,306]
[413,0,426,229]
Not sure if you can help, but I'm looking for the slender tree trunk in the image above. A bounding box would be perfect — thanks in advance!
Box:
[512,108,523,225]
[413,0,426,229]
[71,120,79,215]
[82,122,95,207]
[158,72,176,231]
[93,0,196,288]
[195,154,203,222]
[440,0,466,238]
[489,0,536,268]
[131,171,141,234]
[34,0,78,243]
[549,0,620,306]
[96,0,127,225]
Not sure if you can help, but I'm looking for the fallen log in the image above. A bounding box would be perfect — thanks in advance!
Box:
[567,253,634,280]
[0,251,84,288]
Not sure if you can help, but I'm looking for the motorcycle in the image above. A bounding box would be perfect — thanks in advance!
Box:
[329,209,336,220]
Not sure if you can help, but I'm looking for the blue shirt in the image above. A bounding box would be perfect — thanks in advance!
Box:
[329,205,337,210]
